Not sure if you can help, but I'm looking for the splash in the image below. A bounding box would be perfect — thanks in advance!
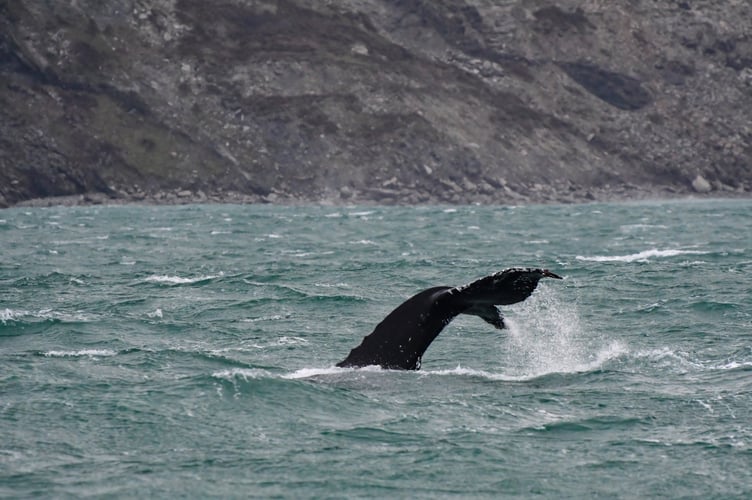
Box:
[501,285,624,377]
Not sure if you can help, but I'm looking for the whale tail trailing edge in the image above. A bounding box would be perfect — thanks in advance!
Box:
[336,268,563,370]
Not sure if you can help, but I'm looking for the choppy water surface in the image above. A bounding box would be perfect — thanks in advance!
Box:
[2,200,751,498]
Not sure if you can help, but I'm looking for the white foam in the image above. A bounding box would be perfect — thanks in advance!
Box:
[144,274,220,284]
[211,368,272,381]
[1,308,95,324]
[1,308,28,324]
[44,349,117,358]
[147,308,163,318]
[633,347,752,372]
[277,336,308,345]
[576,248,708,263]
[421,365,512,381]
[283,366,355,379]
[313,282,350,288]
[241,314,287,323]
[714,360,752,370]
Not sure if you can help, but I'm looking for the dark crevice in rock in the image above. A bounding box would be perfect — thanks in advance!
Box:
[559,62,652,111]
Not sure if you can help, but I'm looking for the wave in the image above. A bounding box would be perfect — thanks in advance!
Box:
[525,415,647,434]
[42,349,117,358]
[629,347,752,373]
[240,314,289,323]
[212,367,275,381]
[576,248,709,263]
[143,273,222,285]
[0,308,96,325]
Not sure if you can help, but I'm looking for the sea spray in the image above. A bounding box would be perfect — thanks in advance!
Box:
[502,284,618,377]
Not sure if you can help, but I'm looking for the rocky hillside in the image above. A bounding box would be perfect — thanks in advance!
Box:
[1,0,751,207]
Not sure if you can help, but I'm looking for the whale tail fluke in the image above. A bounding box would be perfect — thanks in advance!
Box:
[462,303,506,329]
[452,267,562,330]
[337,268,563,370]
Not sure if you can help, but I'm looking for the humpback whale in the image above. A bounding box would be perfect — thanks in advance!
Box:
[337,268,563,370]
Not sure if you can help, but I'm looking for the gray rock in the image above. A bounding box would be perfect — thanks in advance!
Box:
[1,1,751,206]
[692,175,712,193]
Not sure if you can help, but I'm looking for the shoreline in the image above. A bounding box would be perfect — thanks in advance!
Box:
[7,184,750,209]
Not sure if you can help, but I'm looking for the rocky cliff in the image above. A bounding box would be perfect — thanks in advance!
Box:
[1,0,751,207]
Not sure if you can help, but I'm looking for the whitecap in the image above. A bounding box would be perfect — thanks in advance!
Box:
[277,336,308,345]
[713,360,752,370]
[619,224,668,232]
[211,368,272,381]
[241,314,287,323]
[313,282,350,288]
[147,308,163,318]
[144,274,220,285]
[626,347,748,373]
[1,308,96,324]
[208,343,265,355]
[575,248,709,263]
[1,308,28,324]
[43,349,117,358]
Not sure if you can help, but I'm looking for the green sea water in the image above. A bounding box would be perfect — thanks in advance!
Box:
[1,200,751,498]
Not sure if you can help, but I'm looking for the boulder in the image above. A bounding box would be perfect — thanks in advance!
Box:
[691,175,712,193]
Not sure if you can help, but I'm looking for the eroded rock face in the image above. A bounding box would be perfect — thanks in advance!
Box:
[1,0,751,207]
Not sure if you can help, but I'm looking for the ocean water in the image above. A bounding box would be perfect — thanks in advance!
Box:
[1,200,751,498]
